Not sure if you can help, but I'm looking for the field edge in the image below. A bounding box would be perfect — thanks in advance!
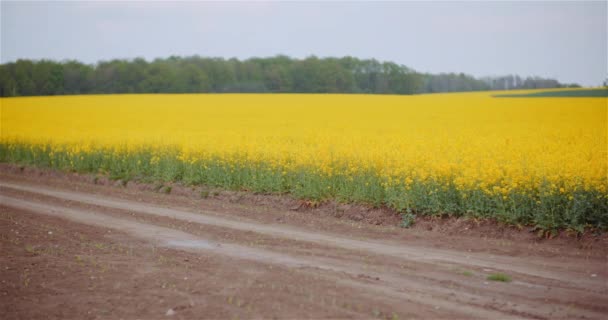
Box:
[1,162,606,242]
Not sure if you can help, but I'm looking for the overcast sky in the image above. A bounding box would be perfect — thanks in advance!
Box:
[1,1,606,86]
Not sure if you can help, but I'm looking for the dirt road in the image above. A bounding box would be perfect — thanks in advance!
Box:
[1,166,607,319]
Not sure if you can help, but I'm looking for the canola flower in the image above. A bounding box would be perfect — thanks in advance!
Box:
[1,91,606,230]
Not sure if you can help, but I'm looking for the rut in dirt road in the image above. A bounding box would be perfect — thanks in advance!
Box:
[1,179,607,319]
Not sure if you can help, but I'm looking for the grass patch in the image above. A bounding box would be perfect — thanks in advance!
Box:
[487,273,512,282]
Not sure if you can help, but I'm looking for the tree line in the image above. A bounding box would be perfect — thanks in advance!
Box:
[0,55,578,97]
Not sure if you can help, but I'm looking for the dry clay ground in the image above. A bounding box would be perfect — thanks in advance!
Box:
[0,164,607,319]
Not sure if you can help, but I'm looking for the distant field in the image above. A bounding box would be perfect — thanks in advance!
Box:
[494,88,608,97]
[1,90,606,231]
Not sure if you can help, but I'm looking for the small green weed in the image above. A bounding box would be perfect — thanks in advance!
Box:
[487,273,511,282]
[400,212,416,228]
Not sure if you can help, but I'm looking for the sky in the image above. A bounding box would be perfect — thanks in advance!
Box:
[1,1,606,86]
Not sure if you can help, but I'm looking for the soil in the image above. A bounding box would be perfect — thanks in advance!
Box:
[1,163,607,319]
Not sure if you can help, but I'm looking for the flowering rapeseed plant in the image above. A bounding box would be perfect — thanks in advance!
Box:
[1,91,606,230]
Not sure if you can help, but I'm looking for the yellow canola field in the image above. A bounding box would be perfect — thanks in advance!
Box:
[1,92,607,196]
